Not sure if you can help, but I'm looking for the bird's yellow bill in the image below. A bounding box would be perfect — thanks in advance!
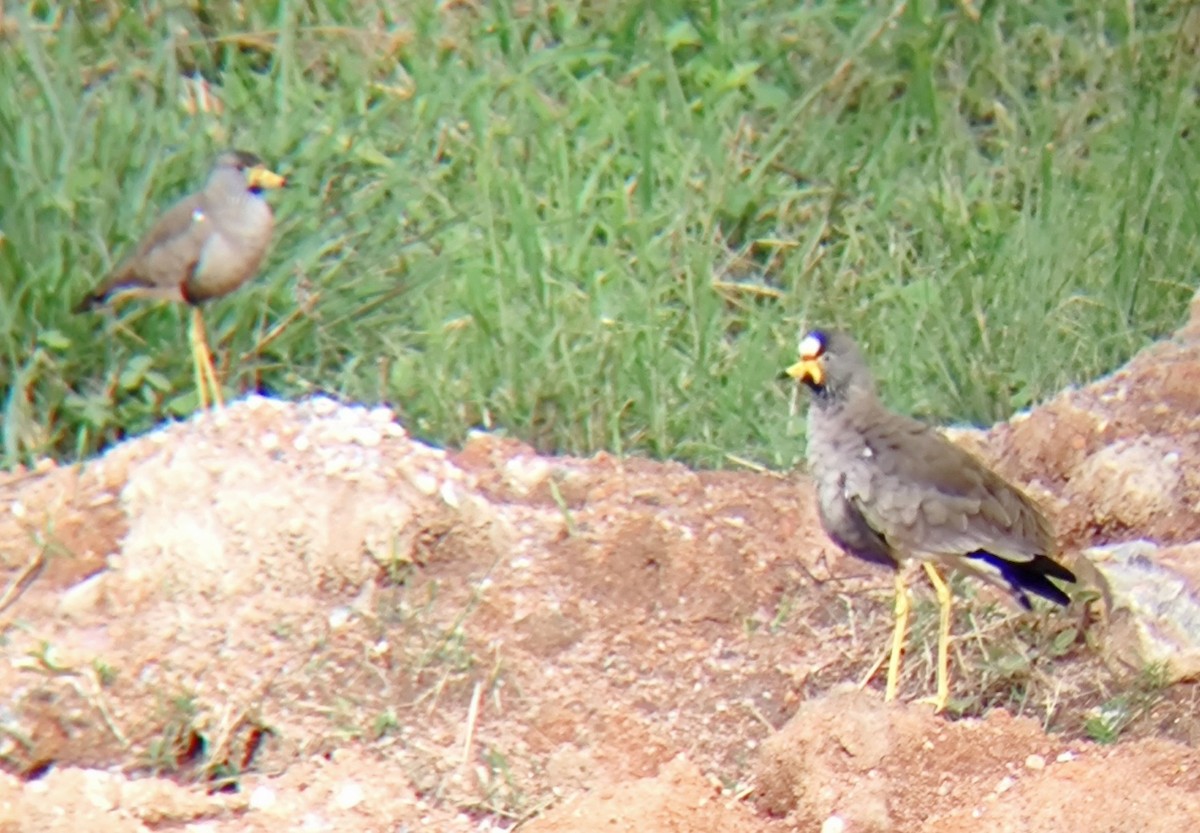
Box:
[786,357,824,386]
[247,165,287,189]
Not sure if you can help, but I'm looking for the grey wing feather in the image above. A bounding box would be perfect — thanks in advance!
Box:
[846,411,1053,562]
[82,195,207,305]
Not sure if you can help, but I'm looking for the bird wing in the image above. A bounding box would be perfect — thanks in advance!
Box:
[842,407,1053,563]
[84,194,208,303]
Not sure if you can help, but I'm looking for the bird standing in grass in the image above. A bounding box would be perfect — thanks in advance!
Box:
[786,329,1076,712]
[76,150,286,409]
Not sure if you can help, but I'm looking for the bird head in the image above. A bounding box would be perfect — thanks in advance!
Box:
[213,150,287,195]
[786,329,875,400]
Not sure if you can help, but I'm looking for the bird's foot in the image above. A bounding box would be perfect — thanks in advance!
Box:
[913,692,949,714]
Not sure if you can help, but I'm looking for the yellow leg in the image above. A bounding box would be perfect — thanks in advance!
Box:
[189,307,224,409]
[917,563,952,713]
[190,319,210,411]
[884,569,909,702]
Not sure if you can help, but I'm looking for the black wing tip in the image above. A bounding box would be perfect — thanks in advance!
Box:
[1037,556,1077,585]
[968,551,1076,608]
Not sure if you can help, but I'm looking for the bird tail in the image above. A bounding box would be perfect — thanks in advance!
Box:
[966,550,1076,609]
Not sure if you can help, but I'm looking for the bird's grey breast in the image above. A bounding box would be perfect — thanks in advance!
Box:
[189,195,274,298]
[213,194,274,248]
[805,404,898,567]
[806,404,877,503]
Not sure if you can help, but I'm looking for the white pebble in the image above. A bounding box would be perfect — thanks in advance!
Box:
[330,425,358,445]
[249,785,276,810]
[334,781,365,809]
[994,775,1015,795]
[1025,754,1046,771]
[310,396,339,417]
[1056,751,1076,763]
[301,812,329,831]
[353,427,382,447]
[293,434,311,452]
[820,815,846,833]
[408,470,439,496]
[328,607,352,629]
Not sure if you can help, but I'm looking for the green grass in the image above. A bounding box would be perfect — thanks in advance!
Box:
[1,1,1199,467]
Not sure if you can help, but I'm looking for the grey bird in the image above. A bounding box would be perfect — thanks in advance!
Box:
[76,150,286,409]
[786,329,1076,711]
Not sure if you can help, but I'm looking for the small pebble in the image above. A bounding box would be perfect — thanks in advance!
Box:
[330,425,358,445]
[301,812,329,831]
[334,781,365,810]
[323,457,350,477]
[439,480,461,508]
[1025,754,1046,771]
[353,427,382,448]
[407,469,439,496]
[368,406,395,425]
[328,607,352,629]
[310,396,339,417]
[1056,751,1076,763]
[249,785,276,810]
[820,815,846,833]
[994,775,1015,795]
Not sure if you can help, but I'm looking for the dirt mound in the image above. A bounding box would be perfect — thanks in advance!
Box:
[753,688,1200,832]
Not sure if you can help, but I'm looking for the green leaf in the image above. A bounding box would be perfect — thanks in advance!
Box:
[118,354,154,390]
[1049,626,1079,658]
[663,20,702,52]
[721,61,761,90]
[37,329,71,351]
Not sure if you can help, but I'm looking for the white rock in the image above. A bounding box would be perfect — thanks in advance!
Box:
[309,396,339,417]
[334,781,365,809]
[328,606,352,629]
[248,785,276,810]
[59,573,106,618]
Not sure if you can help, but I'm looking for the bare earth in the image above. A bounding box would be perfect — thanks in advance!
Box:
[5,301,1200,832]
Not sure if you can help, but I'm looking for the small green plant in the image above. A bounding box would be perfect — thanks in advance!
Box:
[372,708,401,740]
[1084,663,1170,744]
[143,691,204,776]
[92,658,117,687]
[469,745,527,820]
